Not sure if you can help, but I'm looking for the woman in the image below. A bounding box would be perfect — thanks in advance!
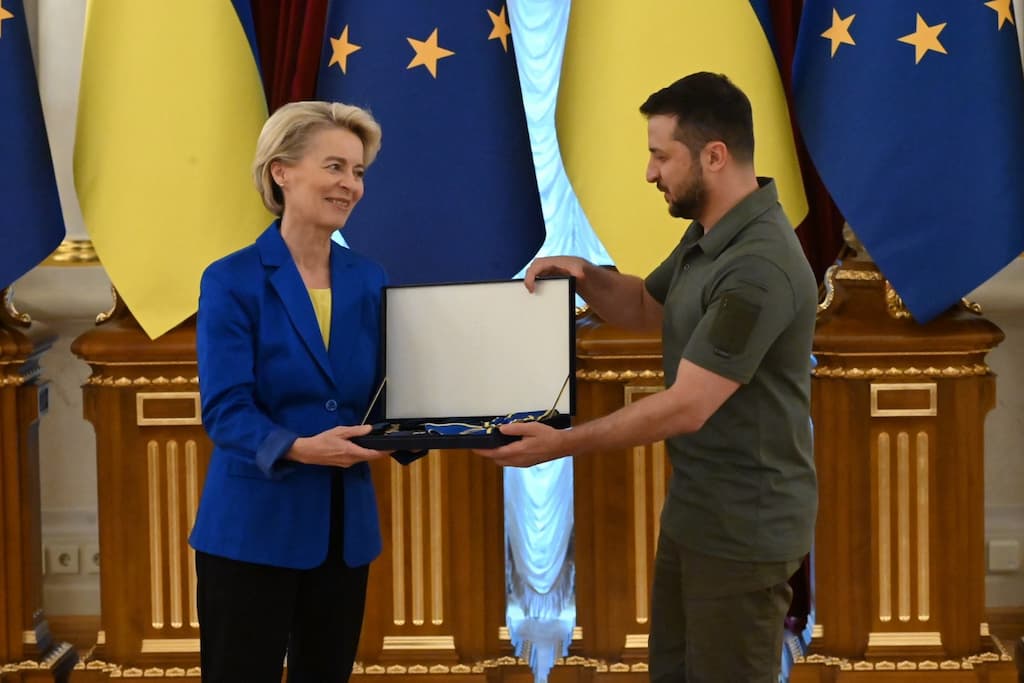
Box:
[189,101,409,682]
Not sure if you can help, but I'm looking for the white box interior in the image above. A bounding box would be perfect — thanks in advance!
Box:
[383,278,572,420]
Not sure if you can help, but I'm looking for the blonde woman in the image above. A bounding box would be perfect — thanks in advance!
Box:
[189,101,415,682]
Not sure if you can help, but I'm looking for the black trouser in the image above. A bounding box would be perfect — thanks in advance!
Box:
[648,532,801,683]
[196,472,368,683]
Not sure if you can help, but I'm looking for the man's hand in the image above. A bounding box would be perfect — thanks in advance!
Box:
[523,256,589,293]
[287,424,390,467]
[473,421,572,468]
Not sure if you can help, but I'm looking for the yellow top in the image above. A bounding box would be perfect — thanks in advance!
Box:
[307,288,331,347]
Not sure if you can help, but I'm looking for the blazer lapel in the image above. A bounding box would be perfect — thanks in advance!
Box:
[257,225,335,382]
[326,245,362,386]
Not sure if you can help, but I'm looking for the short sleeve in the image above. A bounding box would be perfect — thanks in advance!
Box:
[645,242,684,304]
[681,255,797,384]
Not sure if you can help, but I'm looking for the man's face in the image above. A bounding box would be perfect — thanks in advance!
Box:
[645,114,705,220]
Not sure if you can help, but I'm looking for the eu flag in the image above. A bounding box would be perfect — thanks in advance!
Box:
[316,1,545,284]
[0,0,65,289]
[793,2,1024,322]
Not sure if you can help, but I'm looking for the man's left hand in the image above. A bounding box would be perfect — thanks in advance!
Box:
[473,421,571,467]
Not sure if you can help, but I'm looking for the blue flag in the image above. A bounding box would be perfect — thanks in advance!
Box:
[316,0,545,284]
[0,0,65,290]
[793,2,1024,322]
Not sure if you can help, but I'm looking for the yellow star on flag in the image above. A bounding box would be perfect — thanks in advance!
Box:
[328,25,361,74]
[0,0,15,39]
[984,0,1015,30]
[487,5,512,52]
[407,28,454,78]
[821,8,856,58]
[898,13,947,64]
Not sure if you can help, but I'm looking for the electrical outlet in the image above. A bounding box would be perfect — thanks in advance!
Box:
[987,539,1021,572]
[83,543,101,574]
[47,544,80,575]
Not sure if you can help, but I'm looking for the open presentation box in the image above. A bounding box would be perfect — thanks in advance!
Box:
[352,277,575,450]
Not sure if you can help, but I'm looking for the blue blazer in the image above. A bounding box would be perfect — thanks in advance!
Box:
[189,222,392,569]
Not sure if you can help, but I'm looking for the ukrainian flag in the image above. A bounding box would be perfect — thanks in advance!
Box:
[74,0,269,338]
[557,0,808,278]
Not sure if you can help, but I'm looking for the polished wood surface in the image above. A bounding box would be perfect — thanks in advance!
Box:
[792,255,1015,681]
[0,296,54,669]
[57,283,1019,681]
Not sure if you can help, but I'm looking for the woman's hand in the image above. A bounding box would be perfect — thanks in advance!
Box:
[286,424,390,468]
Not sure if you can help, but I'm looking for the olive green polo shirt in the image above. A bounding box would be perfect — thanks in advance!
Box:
[644,178,818,562]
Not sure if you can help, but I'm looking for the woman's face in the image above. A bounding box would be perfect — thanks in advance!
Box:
[272,126,366,231]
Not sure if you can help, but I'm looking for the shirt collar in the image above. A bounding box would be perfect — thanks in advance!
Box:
[681,177,780,259]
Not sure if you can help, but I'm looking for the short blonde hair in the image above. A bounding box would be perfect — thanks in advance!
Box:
[253,101,383,215]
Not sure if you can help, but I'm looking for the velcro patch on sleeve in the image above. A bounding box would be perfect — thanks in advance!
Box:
[709,293,761,358]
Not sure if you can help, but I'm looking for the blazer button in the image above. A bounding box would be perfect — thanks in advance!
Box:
[325,399,338,412]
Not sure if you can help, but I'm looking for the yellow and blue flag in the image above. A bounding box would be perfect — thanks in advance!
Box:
[316,0,545,284]
[74,0,269,338]
[556,1,808,278]
[793,1,1024,322]
[0,0,65,289]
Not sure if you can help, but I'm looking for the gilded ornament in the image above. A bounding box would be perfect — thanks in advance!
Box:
[3,287,31,326]
[96,285,120,324]
[885,282,913,320]
[817,264,839,315]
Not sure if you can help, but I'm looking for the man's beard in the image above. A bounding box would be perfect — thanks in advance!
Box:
[667,168,705,220]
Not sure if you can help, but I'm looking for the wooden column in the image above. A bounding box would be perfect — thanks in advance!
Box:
[572,310,666,673]
[791,244,1016,681]
[0,292,54,674]
[71,300,208,679]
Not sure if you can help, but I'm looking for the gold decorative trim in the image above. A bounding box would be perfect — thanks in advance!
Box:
[835,269,884,281]
[88,375,200,386]
[186,441,200,629]
[0,374,29,387]
[96,285,119,324]
[897,432,910,623]
[980,622,990,637]
[429,453,443,626]
[147,441,164,629]
[917,433,930,622]
[877,433,892,623]
[381,635,455,650]
[98,629,106,644]
[167,441,183,629]
[576,369,664,382]
[870,382,937,418]
[885,282,913,320]
[961,298,983,314]
[632,444,648,625]
[391,460,406,626]
[22,630,36,644]
[44,239,100,266]
[499,626,582,640]
[814,364,989,379]
[811,624,823,639]
[624,633,649,649]
[3,287,31,326]
[867,631,942,647]
[136,391,202,426]
[817,265,839,314]
[140,638,201,653]
[410,458,425,626]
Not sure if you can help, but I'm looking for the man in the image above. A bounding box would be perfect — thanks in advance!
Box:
[479,72,818,682]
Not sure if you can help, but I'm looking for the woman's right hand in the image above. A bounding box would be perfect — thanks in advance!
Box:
[285,424,389,468]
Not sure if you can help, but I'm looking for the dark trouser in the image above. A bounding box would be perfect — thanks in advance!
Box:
[196,473,368,683]
[648,532,801,683]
